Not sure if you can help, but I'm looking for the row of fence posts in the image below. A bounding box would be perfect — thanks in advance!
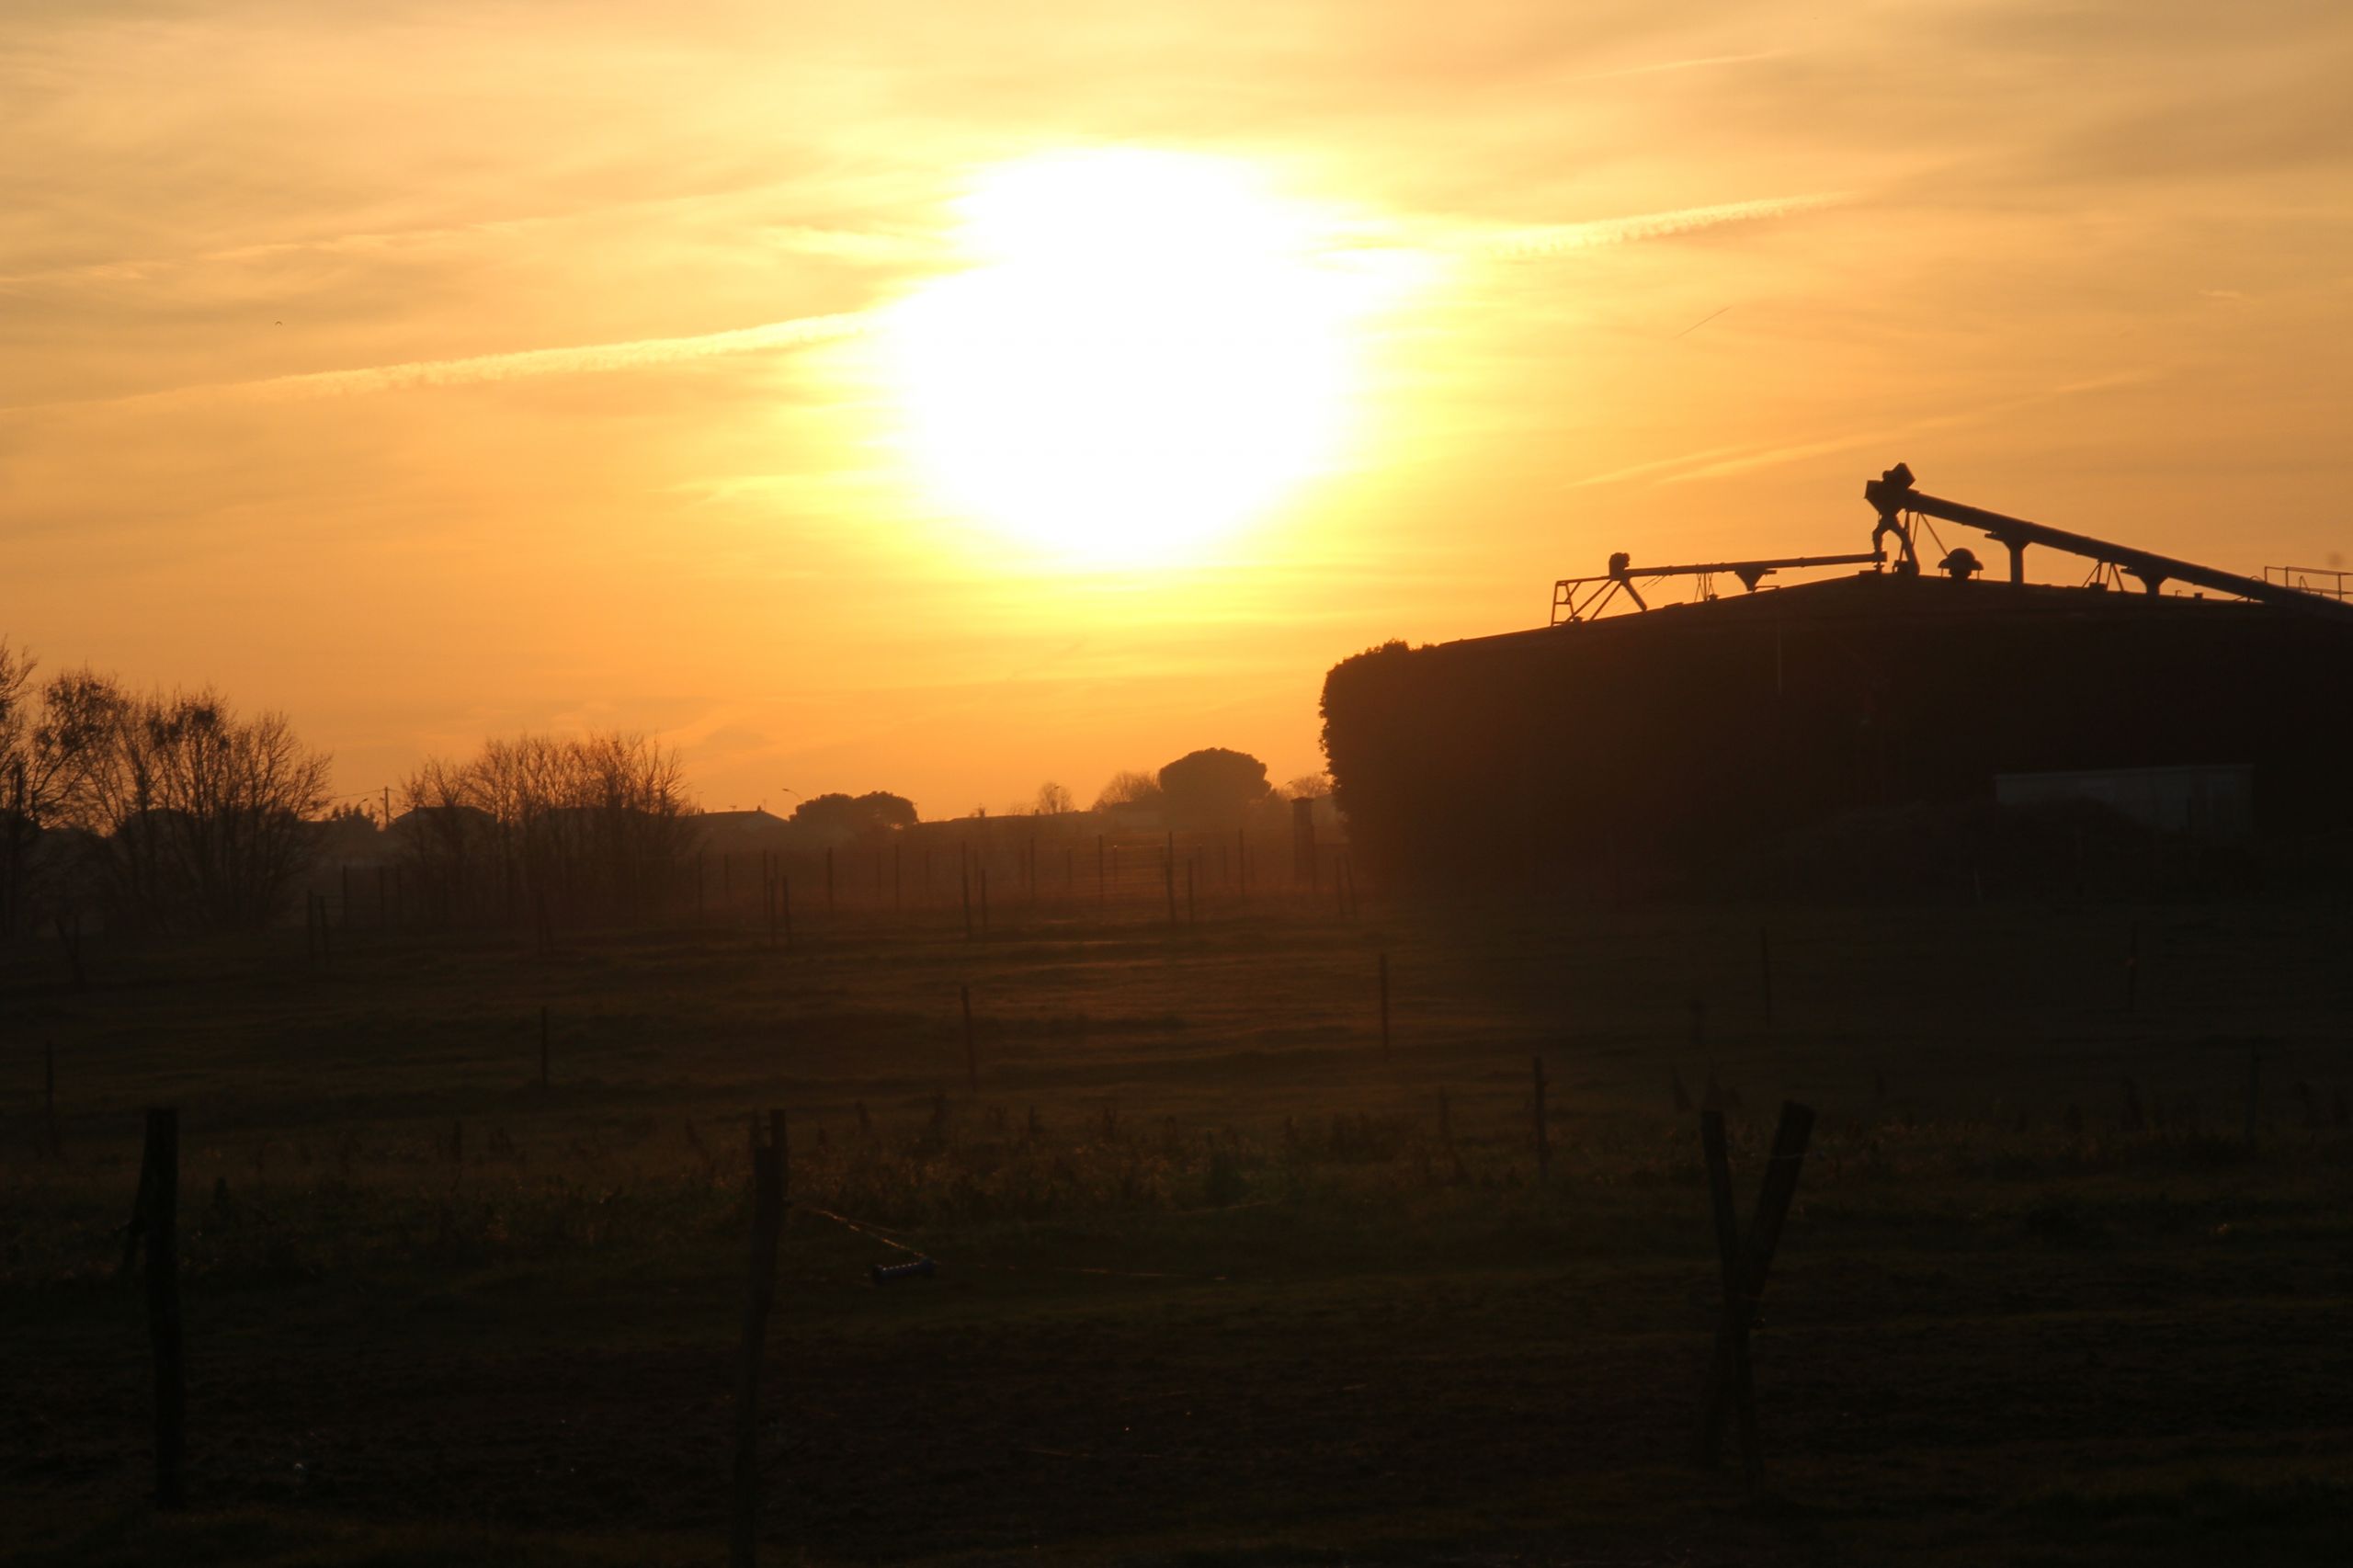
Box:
[89,1030,2343,1551]
[301,828,1353,942]
[77,919,2320,1548]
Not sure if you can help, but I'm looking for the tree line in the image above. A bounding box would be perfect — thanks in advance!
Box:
[1,643,329,937]
[1,638,1336,937]
[394,733,695,926]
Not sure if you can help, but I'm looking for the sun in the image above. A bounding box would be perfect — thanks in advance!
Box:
[883,149,1372,565]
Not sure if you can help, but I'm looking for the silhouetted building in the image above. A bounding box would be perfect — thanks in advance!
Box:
[1323,572,2353,892]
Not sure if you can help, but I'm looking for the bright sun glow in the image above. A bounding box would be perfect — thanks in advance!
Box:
[885,149,1385,565]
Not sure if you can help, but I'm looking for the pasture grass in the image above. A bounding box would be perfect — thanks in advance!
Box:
[5,892,2350,1563]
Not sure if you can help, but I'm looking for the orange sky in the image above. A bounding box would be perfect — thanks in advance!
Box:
[6,2,2350,819]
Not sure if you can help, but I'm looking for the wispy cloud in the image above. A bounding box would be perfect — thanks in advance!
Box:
[1572,370,2161,489]
[3,312,870,415]
[1569,50,1792,82]
[1473,192,1851,260]
[0,196,931,292]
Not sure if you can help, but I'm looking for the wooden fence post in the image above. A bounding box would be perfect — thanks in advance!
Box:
[120,1108,188,1508]
[1698,1109,1757,1487]
[1531,1056,1550,1184]
[1696,1099,1816,1488]
[729,1112,786,1567]
[961,984,977,1091]
[2245,1047,2262,1148]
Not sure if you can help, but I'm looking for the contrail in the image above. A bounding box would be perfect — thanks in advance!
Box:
[242,312,870,400]
[1476,192,1849,260]
[1572,371,2159,489]
[2,311,870,415]
[1570,50,1790,82]
[1673,305,1731,338]
[0,189,928,290]
[4,190,1848,415]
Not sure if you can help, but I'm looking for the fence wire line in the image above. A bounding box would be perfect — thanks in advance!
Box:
[793,1202,1233,1284]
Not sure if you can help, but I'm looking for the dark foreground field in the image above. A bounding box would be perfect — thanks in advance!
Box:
[6,891,2352,1566]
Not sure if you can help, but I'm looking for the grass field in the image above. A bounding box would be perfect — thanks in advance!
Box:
[6,890,2351,1565]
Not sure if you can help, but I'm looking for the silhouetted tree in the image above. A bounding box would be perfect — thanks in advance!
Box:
[396,731,695,926]
[1157,747,1271,829]
[790,790,917,840]
[1092,769,1164,812]
[1033,781,1074,815]
[44,671,330,931]
[0,642,76,937]
[1283,773,1332,800]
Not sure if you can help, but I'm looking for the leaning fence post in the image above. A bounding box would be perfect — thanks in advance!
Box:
[1696,1099,1816,1488]
[729,1113,785,1567]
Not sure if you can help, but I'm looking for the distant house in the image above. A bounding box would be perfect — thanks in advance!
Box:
[1092,800,1166,834]
[305,811,389,867]
[693,808,797,858]
[390,803,501,855]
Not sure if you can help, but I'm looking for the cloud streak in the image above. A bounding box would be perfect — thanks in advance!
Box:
[1572,370,2162,489]
[1569,50,1792,82]
[8,187,1854,415]
[1473,192,1851,260]
[3,312,871,415]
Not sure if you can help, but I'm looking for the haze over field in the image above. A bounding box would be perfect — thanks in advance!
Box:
[6,0,2350,813]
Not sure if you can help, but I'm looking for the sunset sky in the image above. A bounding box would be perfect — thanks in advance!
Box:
[6,2,2350,819]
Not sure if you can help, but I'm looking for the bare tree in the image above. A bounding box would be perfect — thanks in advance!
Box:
[1284,773,1332,800]
[1092,769,1164,812]
[0,642,80,937]
[1033,780,1074,815]
[46,672,330,931]
[397,730,696,926]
